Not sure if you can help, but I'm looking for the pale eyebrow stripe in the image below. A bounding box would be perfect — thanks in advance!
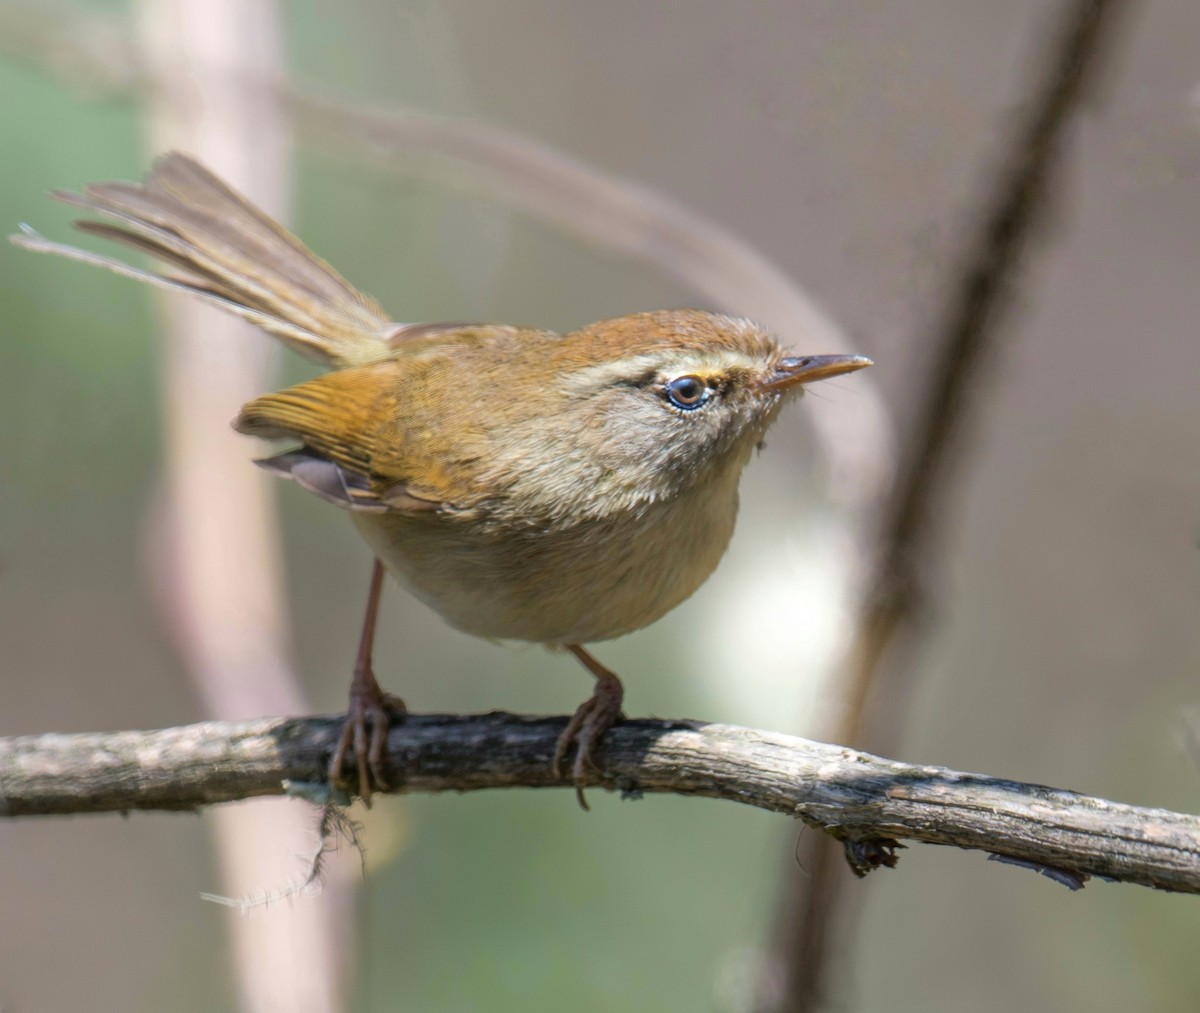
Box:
[563,350,760,392]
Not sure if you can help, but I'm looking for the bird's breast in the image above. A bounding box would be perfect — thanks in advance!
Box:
[350,477,741,645]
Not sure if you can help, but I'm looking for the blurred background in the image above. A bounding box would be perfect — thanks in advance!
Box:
[1,1,1198,1011]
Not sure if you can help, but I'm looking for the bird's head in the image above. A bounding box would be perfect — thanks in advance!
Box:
[504,309,873,518]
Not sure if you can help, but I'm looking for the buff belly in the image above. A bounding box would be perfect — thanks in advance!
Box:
[350,484,739,646]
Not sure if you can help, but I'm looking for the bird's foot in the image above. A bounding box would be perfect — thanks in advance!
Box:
[554,651,625,811]
[329,669,406,807]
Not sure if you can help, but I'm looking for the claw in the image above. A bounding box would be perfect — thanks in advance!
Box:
[329,678,405,806]
[556,646,626,810]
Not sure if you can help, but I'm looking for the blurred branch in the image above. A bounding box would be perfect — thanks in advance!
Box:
[839,0,1130,740]
[769,1,1134,1010]
[2,712,1198,895]
[134,2,349,1012]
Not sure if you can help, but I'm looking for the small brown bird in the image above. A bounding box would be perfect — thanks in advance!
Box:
[13,154,872,807]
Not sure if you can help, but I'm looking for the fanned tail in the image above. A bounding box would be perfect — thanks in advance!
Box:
[10,152,394,367]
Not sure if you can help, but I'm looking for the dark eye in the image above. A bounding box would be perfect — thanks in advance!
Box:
[664,374,709,410]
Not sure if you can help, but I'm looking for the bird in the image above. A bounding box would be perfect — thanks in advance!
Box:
[12,153,872,807]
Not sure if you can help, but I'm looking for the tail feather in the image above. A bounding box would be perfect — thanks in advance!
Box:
[10,153,394,367]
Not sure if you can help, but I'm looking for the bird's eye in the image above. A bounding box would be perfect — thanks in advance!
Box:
[664,374,709,410]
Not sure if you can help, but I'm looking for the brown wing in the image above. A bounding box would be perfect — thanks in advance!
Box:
[237,324,552,513]
[235,328,523,515]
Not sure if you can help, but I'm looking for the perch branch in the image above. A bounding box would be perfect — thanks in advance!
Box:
[1,712,1197,895]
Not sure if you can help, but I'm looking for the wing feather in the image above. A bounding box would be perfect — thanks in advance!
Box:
[236,358,478,516]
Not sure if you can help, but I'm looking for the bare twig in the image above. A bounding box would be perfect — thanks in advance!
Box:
[767,2,1134,1010]
[1,712,1197,895]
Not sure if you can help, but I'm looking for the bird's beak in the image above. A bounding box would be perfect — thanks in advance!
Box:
[758,354,874,394]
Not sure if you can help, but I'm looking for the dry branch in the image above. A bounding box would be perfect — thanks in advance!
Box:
[2,712,1197,895]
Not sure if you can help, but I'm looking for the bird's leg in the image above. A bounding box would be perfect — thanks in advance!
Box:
[554,645,626,810]
[329,558,406,806]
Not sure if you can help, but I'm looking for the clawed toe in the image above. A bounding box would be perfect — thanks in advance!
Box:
[555,647,626,811]
[329,682,406,806]
[554,701,623,811]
